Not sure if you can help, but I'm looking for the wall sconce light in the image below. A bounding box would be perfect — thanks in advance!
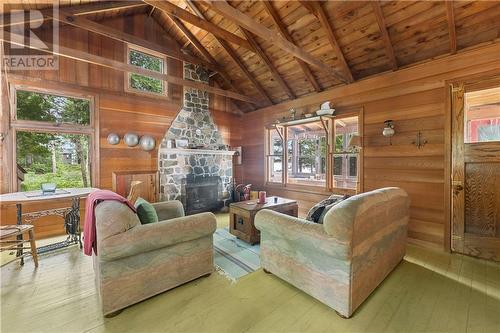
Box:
[382,120,395,144]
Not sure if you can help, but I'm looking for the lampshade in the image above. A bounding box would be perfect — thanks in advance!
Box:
[348,134,362,149]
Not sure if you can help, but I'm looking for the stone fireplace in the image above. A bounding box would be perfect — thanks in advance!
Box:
[158,63,235,214]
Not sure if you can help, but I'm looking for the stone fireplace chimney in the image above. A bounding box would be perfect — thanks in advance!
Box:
[158,63,234,213]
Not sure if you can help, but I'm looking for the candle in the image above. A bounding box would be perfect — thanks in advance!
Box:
[258,191,267,204]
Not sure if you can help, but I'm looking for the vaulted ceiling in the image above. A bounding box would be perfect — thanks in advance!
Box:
[4,1,500,112]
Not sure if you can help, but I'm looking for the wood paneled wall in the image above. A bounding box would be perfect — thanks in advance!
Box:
[0,13,241,238]
[239,42,500,251]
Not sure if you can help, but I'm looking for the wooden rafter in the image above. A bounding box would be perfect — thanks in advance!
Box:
[446,1,457,54]
[166,14,216,65]
[64,1,147,16]
[262,0,322,93]
[371,1,398,70]
[299,1,354,83]
[217,0,294,99]
[203,0,348,84]
[1,31,258,104]
[162,10,250,108]
[218,39,273,106]
[143,1,254,52]
[239,28,295,100]
[0,1,147,28]
[43,9,221,73]
[184,0,273,106]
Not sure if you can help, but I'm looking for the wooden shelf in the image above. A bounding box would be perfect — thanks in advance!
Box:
[272,114,335,127]
[158,148,237,156]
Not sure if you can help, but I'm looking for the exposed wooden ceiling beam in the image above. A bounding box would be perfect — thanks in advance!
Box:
[262,0,322,93]
[216,0,294,99]
[143,1,254,52]
[371,1,398,70]
[300,1,354,83]
[446,1,457,54]
[217,38,273,106]
[184,0,273,106]
[0,1,147,28]
[163,10,250,107]
[1,31,258,104]
[65,1,147,15]
[203,0,348,84]
[45,9,221,73]
[239,28,295,100]
[166,14,216,65]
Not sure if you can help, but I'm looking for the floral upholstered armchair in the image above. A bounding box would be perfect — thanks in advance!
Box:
[255,187,410,318]
[92,200,216,316]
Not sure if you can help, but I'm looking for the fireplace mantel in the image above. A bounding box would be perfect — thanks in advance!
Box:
[159,148,237,156]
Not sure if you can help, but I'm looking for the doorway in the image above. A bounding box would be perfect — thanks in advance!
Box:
[450,79,500,261]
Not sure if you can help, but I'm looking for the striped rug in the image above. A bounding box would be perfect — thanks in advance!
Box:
[213,228,261,281]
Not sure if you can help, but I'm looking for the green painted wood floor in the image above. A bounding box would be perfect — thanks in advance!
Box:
[1,239,499,332]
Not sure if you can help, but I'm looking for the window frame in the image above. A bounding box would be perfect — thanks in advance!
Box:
[9,84,99,191]
[265,109,363,194]
[125,44,167,97]
[265,127,284,185]
[286,124,327,187]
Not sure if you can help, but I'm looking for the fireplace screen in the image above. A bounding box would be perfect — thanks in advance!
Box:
[183,175,223,215]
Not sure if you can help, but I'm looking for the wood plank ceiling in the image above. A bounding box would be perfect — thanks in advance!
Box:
[4,1,500,112]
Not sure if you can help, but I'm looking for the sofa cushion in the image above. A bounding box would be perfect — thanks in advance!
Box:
[135,197,159,224]
[306,194,349,224]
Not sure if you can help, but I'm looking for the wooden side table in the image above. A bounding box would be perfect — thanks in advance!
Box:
[229,197,298,244]
[0,225,38,267]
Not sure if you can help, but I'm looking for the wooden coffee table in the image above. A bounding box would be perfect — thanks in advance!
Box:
[229,197,298,244]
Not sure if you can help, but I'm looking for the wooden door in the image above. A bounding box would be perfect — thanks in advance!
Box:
[451,79,500,261]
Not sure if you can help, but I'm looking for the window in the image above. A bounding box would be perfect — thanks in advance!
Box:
[12,88,96,191]
[127,46,166,95]
[267,130,283,183]
[287,121,326,187]
[333,116,359,190]
[464,86,500,143]
[266,113,360,192]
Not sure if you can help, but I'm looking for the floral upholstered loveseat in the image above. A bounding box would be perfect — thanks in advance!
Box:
[255,187,410,318]
[92,200,216,316]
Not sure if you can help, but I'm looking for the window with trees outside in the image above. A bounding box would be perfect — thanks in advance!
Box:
[267,130,283,183]
[127,45,166,95]
[13,88,95,191]
[266,114,360,191]
[333,116,359,190]
[287,121,327,187]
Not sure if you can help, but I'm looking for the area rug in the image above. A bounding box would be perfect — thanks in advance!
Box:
[213,228,261,281]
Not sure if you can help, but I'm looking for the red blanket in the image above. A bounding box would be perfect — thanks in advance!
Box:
[83,189,136,256]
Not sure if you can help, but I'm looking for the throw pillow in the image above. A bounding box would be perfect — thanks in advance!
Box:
[306,194,350,224]
[317,194,350,224]
[135,197,159,224]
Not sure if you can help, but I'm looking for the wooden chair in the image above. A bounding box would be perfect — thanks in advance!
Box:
[0,225,38,267]
[127,181,143,205]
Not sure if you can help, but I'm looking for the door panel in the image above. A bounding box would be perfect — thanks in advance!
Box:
[464,162,500,237]
[451,79,500,261]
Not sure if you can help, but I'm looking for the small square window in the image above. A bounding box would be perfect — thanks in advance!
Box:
[464,87,500,143]
[127,47,166,95]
